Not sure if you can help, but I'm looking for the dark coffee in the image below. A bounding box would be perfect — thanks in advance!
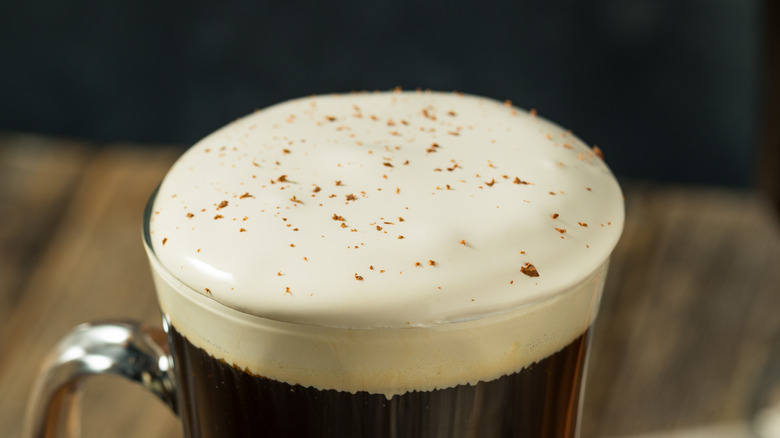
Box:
[168,324,589,438]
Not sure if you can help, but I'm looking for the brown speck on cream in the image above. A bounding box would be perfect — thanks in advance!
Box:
[186,212,194,218]
[277,175,288,182]
[520,262,540,277]
[485,179,495,187]
[204,288,211,295]
[578,222,588,227]
[239,228,247,232]
[555,227,567,234]
[428,260,436,266]
[552,213,559,219]
[398,235,405,239]
[162,238,168,246]
[335,180,342,186]
[513,177,531,185]
[240,192,252,199]
[593,146,604,159]
[217,200,229,209]
[214,215,224,220]
[354,273,364,281]
[415,262,421,267]
[332,214,345,221]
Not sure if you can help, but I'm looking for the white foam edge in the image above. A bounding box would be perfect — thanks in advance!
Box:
[146,238,608,398]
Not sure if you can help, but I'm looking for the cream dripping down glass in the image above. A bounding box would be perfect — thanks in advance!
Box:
[26,90,624,438]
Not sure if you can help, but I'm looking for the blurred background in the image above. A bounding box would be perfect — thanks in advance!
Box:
[0,0,775,189]
[1,1,779,438]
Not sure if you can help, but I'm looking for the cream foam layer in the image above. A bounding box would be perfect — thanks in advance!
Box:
[149,91,624,328]
[148,247,608,396]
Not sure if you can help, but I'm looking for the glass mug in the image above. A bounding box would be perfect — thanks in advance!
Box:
[25,91,624,438]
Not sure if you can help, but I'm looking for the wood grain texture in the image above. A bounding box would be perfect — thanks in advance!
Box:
[0,137,183,438]
[1,134,778,437]
[0,134,90,335]
[583,184,780,437]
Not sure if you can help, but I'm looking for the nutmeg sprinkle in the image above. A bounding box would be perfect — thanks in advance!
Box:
[149,90,624,330]
[520,262,540,277]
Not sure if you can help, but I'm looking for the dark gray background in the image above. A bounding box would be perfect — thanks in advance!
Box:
[0,0,762,186]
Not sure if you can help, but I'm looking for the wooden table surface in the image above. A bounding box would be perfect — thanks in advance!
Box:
[1,131,779,438]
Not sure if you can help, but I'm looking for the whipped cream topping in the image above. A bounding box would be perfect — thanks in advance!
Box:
[149,90,623,329]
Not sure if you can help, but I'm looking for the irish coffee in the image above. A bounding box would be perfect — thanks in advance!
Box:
[169,323,589,438]
[145,90,624,437]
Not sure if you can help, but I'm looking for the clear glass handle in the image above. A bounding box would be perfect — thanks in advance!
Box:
[23,320,177,438]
